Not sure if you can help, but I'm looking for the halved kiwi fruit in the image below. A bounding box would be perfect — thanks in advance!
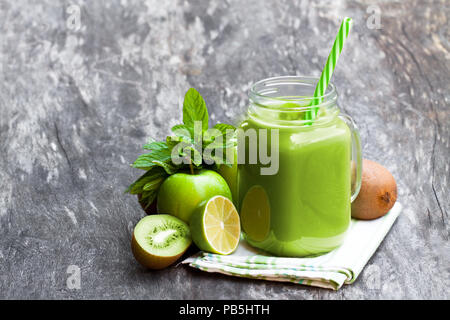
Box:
[131,214,192,269]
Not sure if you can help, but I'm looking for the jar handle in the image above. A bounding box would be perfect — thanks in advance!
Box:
[339,114,362,202]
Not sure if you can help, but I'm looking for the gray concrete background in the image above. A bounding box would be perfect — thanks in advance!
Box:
[0,0,448,299]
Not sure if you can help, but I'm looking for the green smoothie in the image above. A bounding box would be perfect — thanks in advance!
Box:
[238,106,352,257]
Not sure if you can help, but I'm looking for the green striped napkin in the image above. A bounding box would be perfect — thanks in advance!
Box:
[183,202,401,290]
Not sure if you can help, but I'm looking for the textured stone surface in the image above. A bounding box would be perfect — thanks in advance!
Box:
[0,0,448,299]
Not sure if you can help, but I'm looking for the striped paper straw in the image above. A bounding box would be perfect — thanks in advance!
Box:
[307,17,353,121]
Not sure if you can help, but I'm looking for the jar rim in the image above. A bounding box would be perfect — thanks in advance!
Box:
[247,75,340,127]
[249,75,337,108]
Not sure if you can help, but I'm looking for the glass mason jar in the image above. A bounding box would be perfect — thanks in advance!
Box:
[237,76,362,257]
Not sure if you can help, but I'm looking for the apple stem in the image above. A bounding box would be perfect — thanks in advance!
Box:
[189,162,194,175]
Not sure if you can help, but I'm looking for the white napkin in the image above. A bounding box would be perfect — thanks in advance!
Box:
[183,202,401,290]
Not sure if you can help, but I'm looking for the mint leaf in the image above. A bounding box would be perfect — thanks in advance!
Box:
[131,155,158,170]
[126,167,167,194]
[203,128,222,143]
[132,144,172,170]
[171,124,193,141]
[183,88,209,132]
[213,123,235,134]
[152,160,178,175]
[143,140,169,151]
[139,189,157,208]
[166,136,181,150]
[143,177,164,191]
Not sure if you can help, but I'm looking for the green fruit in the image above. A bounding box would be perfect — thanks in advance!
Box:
[131,214,191,269]
[157,169,232,223]
[217,147,238,206]
[240,185,270,242]
[190,195,240,255]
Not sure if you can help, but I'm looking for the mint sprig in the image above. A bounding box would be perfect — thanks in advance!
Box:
[126,88,236,208]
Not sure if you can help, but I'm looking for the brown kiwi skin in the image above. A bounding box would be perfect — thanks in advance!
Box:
[131,233,186,270]
[351,159,398,220]
[137,194,157,215]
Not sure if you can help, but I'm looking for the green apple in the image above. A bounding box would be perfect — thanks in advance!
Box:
[157,169,232,223]
[217,147,238,206]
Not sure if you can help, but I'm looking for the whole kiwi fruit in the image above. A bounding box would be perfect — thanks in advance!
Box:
[351,159,397,220]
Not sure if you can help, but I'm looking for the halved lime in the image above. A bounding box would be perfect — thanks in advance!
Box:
[240,185,271,242]
[190,195,240,255]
